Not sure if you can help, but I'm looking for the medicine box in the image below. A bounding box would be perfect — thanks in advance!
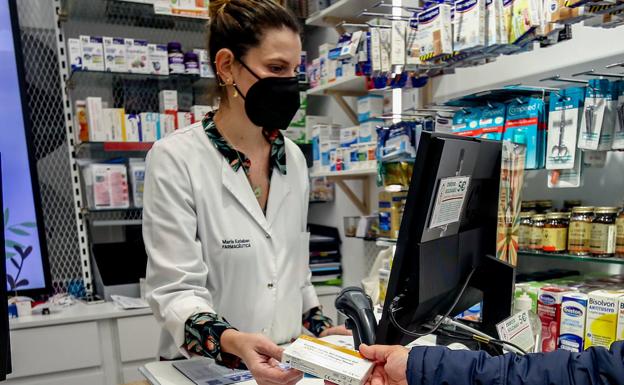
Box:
[453,0,487,52]
[160,113,176,137]
[416,4,453,61]
[340,127,359,148]
[357,95,384,123]
[140,112,160,142]
[125,114,142,142]
[558,292,588,352]
[284,126,306,143]
[86,97,107,142]
[129,161,146,208]
[67,38,82,72]
[102,108,126,142]
[617,296,624,341]
[177,111,193,130]
[125,38,150,74]
[537,286,572,352]
[190,105,213,123]
[359,120,383,143]
[83,164,130,210]
[79,35,104,71]
[585,290,624,349]
[148,44,169,75]
[193,48,213,78]
[282,336,374,385]
[319,43,334,85]
[103,37,127,73]
[306,116,332,143]
[159,90,178,113]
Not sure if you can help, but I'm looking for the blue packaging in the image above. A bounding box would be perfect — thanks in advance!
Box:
[478,103,506,140]
[503,97,545,169]
[452,107,481,137]
[558,293,588,353]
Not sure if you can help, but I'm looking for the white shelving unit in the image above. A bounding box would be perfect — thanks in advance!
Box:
[310,168,377,179]
[306,75,368,96]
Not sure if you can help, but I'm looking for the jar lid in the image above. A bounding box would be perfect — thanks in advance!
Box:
[571,206,595,213]
[522,201,537,208]
[184,52,199,61]
[520,211,534,218]
[546,212,569,219]
[532,214,546,220]
[595,207,619,214]
[167,42,182,50]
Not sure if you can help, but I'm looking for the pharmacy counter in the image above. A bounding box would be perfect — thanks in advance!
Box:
[6,302,159,385]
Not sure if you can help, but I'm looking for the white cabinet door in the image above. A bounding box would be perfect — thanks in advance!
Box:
[5,370,106,385]
[117,315,160,363]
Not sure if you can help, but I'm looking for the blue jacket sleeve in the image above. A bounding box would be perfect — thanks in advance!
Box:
[406,341,624,385]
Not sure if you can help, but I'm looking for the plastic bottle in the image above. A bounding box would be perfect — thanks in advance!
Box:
[514,293,542,353]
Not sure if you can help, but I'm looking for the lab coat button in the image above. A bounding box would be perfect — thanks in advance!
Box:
[265,233,271,239]
[267,282,274,289]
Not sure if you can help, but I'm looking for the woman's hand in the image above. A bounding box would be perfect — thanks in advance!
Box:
[319,324,353,337]
[221,330,303,385]
[359,344,409,385]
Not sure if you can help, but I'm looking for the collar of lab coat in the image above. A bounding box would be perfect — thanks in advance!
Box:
[221,156,291,235]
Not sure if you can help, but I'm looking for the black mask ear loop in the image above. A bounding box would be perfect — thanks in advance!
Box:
[232,59,262,100]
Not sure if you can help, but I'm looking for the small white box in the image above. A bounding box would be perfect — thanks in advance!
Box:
[357,95,384,123]
[125,38,150,74]
[67,38,82,72]
[129,161,146,208]
[193,48,214,78]
[177,111,192,129]
[359,120,382,143]
[159,90,178,112]
[160,113,176,137]
[340,127,359,148]
[306,116,332,143]
[140,112,160,142]
[103,37,127,73]
[319,43,334,85]
[282,336,374,385]
[101,108,125,142]
[86,97,107,142]
[558,293,588,353]
[148,44,169,75]
[124,114,142,142]
[80,35,104,71]
[190,105,213,123]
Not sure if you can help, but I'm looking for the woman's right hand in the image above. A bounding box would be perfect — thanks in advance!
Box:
[221,330,303,385]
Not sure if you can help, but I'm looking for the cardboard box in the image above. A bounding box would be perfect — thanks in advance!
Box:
[357,95,384,123]
[340,127,359,148]
[102,108,126,142]
[80,35,104,71]
[124,114,142,142]
[359,120,383,143]
[129,161,146,208]
[84,164,130,210]
[282,336,374,385]
[193,48,213,78]
[148,44,169,75]
[67,38,82,72]
[86,97,108,142]
[190,105,213,123]
[177,111,193,130]
[125,38,149,74]
[537,286,572,352]
[617,296,624,341]
[139,112,160,142]
[159,90,178,113]
[103,37,127,73]
[558,292,588,352]
[416,4,453,61]
[585,290,623,349]
[160,113,176,137]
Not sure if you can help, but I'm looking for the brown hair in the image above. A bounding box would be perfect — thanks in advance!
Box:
[208,0,300,100]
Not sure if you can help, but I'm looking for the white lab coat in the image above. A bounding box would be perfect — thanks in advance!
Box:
[143,122,319,359]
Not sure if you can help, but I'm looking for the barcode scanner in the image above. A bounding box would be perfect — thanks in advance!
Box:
[335,287,377,350]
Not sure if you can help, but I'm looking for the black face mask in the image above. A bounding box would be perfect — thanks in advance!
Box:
[233,59,300,131]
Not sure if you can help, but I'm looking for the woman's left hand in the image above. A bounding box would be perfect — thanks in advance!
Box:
[319,324,352,337]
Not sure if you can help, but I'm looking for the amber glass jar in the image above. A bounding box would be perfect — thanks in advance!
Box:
[617,209,624,257]
[529,215,546,251]
[522,201,537,212]
[568,207,594,256]
[543,213,569,253]
[563,200,582,212]
[518,212,534,251]
[590,207,619,257]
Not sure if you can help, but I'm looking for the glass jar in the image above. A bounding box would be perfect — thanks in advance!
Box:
[518,212,534,251]
[563,200,582,212]
[536,200,553,214]
[590,207,619,257]
[617,209,624,257]
[529,214,546,251]
[543,213,569,253]
[568,207,594,256]
[522,201,537,212]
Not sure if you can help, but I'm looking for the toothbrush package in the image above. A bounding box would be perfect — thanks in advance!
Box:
[546,87,585,170]
[578,78,610,150]
[503,97,545,169]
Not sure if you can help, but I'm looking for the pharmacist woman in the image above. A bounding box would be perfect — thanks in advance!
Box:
[143,1,347,385]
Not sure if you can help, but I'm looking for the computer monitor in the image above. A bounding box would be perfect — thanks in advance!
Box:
[0,154,13,381]
[377,132,516,346]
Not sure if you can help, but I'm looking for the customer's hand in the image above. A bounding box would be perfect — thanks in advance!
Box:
[221,330,303,385]
[319,324,353,337]
[359,344,409,385]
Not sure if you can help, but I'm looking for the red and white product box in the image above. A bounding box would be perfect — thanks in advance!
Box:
[538,286,574,352]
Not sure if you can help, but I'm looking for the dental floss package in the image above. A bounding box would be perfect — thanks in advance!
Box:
[613,81,624,149]
[579,78,610,150]
[503,97,544,169]
[103,37,128,73]
[546,87,584,170]
[282,336,374,385]
[80,35,105,71]
[417,3,454,61]
[454,0,487,52]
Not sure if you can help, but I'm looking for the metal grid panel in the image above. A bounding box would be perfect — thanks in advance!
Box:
[16,0,84,294]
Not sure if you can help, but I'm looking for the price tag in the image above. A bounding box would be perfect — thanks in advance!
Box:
[429,176,470,229]
[496,311,535,352]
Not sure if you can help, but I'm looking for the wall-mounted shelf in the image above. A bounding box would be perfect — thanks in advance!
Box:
[67,70,215,90]
[76,142,154,159]
[307,76,370,125]
[306,0,385,29]
[83,208,143,227]
[519,251,624,266]
[311,168,377,215]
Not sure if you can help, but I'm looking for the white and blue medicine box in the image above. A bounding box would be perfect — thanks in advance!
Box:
[357,95,384,123]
